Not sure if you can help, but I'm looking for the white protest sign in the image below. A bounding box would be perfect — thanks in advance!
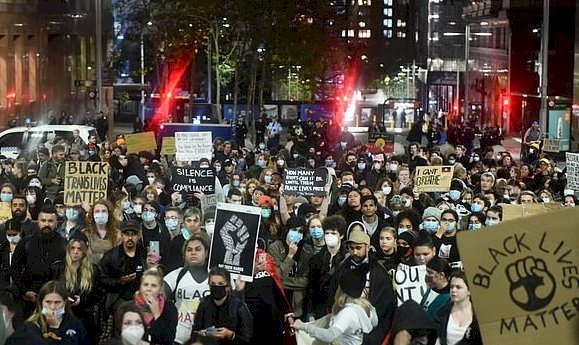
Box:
[565,152,579,190]
[542,139,560,153]
[175,131,212,162]
[394,264,427,306]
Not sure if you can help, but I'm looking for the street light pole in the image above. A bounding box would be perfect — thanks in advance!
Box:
[464,23,470,119]
[539,0,550,133]
[95,0,102,113]
[140,33,145,122]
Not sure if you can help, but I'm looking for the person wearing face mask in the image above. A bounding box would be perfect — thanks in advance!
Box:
[484,205,502,227]
[327,186,352,216]
[6,280,89,345]
[56,205,85,240]
[0,221,23,288]
[306,215,326,255]
[396,229,419,266]
[10,206,67,318]
[362,155,387,191]
[139,201,171,270]
[191,268,253,344]
[466,212,486,231]
[421,207,442,235]
[85,200,121,264]
[0,184,14,204]
[420,257,451,320]
[306,215,348,320]
[268,217,314,319]
[258,195,282,241]
[431,209,461,263]
[168,208,205,272]
[105,301,150,345]
[328,229,396,345]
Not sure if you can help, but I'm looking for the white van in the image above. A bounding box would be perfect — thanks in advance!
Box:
[0,125,99,159]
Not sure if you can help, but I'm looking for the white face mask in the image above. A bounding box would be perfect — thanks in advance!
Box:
[155,188,163,196]
[133,204,143,214]
[147,177,155,185]
[7,234,20,244]
[205,222,215,237]
[382,186,392,195]
[26,195,36,204]
[121,325,145,345]
[324,233,339,247]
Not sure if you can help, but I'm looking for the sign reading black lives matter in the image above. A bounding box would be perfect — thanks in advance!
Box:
[64,161,108,206]
[283,168,328,196]
[208,203,261,282]
[171,167,215,195]
[458,207,579,345]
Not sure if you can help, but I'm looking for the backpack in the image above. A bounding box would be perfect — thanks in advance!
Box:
[170,268,189,302]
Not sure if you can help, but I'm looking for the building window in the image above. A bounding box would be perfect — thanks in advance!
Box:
[358,0,371,5]
[397,20,406,28]
[348,29,355,37]
[383,19,392,28]
[397,31,406,38]
[383,29,392,38]
[359,21,366,28]
[383,8,392,17]
[383,0,392,5]
[359,29,371,38]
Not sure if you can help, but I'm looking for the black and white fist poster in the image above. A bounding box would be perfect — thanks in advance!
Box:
[208,203,261,282]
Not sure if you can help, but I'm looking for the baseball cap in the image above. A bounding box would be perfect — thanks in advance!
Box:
[346,229,370,245]
[120,220,141,234]
[539,158,550,166]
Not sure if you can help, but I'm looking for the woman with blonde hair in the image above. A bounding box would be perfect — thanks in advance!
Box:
[6,281,89,344]
[291,268,378,345]
[51,236,102,343]
[84,199,121,263]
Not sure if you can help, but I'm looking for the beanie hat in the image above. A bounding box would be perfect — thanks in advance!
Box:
[339,268,367,298]
[450,179,465,192]
[422,207,442,221]
[398,229,419,247]
[389,195,405,207]
[297,203,317,217]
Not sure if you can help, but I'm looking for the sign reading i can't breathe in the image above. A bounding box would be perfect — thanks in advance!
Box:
[414,165,454,192]
[283,168,328,196]
[64,161,108,206]
[457,207,579,345]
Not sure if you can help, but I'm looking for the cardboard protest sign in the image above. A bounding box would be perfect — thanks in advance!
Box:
[171,167,215,194]
[64,161,108,206]
[0,202,12,224]
[175,131,212,162]
[201,193,224,215]
[160,137,176,156]
[283,168,328,196]
[457,207,579,345]
[208,203,261,282]
[502,203,564,221]
[394,264,427,306]
[566,152,579,190]
[124,131,157,153]
[414,165,454,192]
[542,139,560,153]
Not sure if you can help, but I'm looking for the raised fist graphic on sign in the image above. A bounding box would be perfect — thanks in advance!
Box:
[505,256,556,311]
[220,214,250,266]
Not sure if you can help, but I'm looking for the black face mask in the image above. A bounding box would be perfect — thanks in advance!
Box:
[210,285,227,300]
[397,245,412,258]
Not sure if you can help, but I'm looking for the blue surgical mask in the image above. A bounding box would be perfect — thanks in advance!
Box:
[261,208,271,219]
[471,203,483,213]
[397,227,407,235]
[237,160,246,169]
[93,212,108,225]
[142,211,156,223]
[338,196,347,206]
[423,220,439,233]
[165,218,179,231]
[357,163,366,170]
[123,200,132,210]
[287,229,303,244]
[41,307,65,318]
[215,166,222,173]
[325,160,334,167]
[257,159,266,168]
[485,219,499,227]
[309,226,324,240]
[233,180,240,187]
[0,193,12,203]
[259,143,266,150]
[446,222,456,233]
[65,208,79,221]
[264,175,272,184]
[449,190,461,201]
[468,223,482,230]
[392,210,400,217]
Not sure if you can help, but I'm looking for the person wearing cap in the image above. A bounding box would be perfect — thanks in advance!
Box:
[268,216,314,319]
[420,206,442,235]
[292,267,378,345]
[10,205,67,317]
[329,229,396,345]
[100,219,148,314]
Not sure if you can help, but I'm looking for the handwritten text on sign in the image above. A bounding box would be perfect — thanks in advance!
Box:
[175,131,212,162]
[414,165,454,192]
[64,161,108,206]
[283,168,328,196]
[171,167,215,194]
[565,152,579,190]
[394,264,427,306]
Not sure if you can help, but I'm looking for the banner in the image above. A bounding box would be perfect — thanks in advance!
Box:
[542,139,560,153]
[283,168,328,196]
[64,161,108,206]
[175,131,212,162]
[124,131,157,153]
[566,152,579,190]
[394,264,427,306]
[160,137,176,156]
[208,203,261,282]
[171,167,215,194]
[502,203,564,221]
[457,208,579,345]
[200,193,224,215]
[414,165,454,192]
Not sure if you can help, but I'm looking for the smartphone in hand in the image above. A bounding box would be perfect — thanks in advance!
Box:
[149,241,160,257]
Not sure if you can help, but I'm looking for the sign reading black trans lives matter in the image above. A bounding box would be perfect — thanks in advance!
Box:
[458,207,579,345]
[283,168,328,196]
[171,167,215,194]
[64,161,108,206]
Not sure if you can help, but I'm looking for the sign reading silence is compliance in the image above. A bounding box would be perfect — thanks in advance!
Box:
[457,207,579,345]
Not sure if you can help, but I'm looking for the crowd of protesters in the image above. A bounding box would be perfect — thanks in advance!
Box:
[0,112,576,345]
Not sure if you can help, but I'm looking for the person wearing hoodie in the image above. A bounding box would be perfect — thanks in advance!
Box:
[291,267,378,345]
